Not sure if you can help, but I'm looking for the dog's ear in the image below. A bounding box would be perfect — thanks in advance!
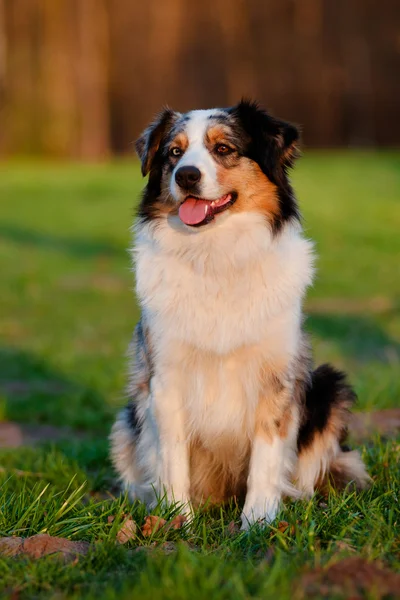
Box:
[135,108,179,177]
[230,99,300,176]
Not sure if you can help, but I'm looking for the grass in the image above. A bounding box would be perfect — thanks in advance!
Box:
[0,152,399,599]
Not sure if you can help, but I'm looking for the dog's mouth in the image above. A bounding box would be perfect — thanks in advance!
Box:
[178,193,237,227]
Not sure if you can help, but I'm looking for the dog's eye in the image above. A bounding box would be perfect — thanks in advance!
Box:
[215,144,232,155]
[170,147,183,157]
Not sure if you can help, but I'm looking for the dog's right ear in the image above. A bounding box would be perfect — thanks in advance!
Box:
[230,99,300,175]
[135,109,179,177]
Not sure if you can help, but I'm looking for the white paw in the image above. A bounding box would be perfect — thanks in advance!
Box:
[240,496,280,531]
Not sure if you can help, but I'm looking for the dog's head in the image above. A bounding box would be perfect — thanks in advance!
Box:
[136,100,300,231]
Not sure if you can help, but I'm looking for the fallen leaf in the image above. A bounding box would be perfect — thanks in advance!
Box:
[0,534,90,561]
[107,515,115,524]
[117,518,137,544]
[141,515,167,537]
[276,521,295,535]
[166,514,187,530]
[300,557,400,599]
[277,521,289,533]
[227,520,240,536]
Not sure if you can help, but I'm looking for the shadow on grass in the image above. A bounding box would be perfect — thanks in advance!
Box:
[0,223,124,258]
[307,312,400,363]
[0,346,112,432]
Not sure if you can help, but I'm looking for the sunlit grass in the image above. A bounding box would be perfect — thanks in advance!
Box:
[0,153,399,598]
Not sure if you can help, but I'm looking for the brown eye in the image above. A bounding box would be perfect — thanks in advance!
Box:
[170,147,183,157]
[216,144,232,155]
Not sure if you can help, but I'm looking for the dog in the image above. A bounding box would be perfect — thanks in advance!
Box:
[110,100,370,529]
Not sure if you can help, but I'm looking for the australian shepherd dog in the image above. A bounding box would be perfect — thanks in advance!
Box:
[110,100,369,529]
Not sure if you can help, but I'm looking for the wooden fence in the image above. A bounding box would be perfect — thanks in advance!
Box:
[1,0,399,158]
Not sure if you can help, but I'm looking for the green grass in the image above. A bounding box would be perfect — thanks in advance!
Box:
[0,152,399,599]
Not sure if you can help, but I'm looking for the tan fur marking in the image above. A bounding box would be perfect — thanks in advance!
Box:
[255,361,294,442]
[216,158,280,221]
[205,125,233,147]
[189,436,249,505]
[169,132,189,152]
[255,393,294,442]
[276,132,299,165]
[276,404,293,439]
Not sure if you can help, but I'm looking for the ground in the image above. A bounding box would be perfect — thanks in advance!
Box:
[0,153,399,599]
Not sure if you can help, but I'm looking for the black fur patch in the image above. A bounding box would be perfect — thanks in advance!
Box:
[137,161,175,224]
[297,363,357,452]
[126,401,141,435]
[136,109,178,224]
[228,99,300,233]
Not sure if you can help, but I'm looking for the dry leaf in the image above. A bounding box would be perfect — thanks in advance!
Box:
[277,520,289,533]
[0,534,90,561]
[166,514,187,530]
[227,520,240,536]
[117,518,137,544]
[141,515,167,537]
[107,515,115,524]
[276,521,295,535]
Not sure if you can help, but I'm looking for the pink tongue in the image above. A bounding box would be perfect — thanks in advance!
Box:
[179,198,211,226]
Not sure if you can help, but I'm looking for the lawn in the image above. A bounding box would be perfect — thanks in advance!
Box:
[0,153,399,599]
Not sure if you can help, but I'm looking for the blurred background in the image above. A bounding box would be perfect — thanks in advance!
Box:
[1,0,400,159]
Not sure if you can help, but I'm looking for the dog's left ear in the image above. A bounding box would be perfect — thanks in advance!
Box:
[274,117,300,168]
[230,99,300,175]
[135,108,179,177]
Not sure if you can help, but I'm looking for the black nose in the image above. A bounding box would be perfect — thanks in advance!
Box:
[175,166,201,189]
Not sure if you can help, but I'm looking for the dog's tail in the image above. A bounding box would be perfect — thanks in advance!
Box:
[296,364,370,495]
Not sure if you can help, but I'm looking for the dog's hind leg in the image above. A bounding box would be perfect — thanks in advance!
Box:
[295,364,370,495]
[110,319,159,506]
[110,404,142,495]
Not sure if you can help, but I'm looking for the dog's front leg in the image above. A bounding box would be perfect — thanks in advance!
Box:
[241,386,299,530]
[151,374,190,511]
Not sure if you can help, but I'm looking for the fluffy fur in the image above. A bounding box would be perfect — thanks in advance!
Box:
[110,100,370,529]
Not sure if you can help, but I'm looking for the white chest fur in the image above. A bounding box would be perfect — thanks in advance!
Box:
[134,213,314,354]
[133,213,314,443]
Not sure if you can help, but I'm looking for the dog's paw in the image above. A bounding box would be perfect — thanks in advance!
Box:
[240,496,280,531]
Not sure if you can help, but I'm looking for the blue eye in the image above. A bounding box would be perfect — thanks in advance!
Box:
[170,147,183,157]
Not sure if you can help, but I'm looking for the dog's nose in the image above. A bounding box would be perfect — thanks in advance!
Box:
[175,166,201,189]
